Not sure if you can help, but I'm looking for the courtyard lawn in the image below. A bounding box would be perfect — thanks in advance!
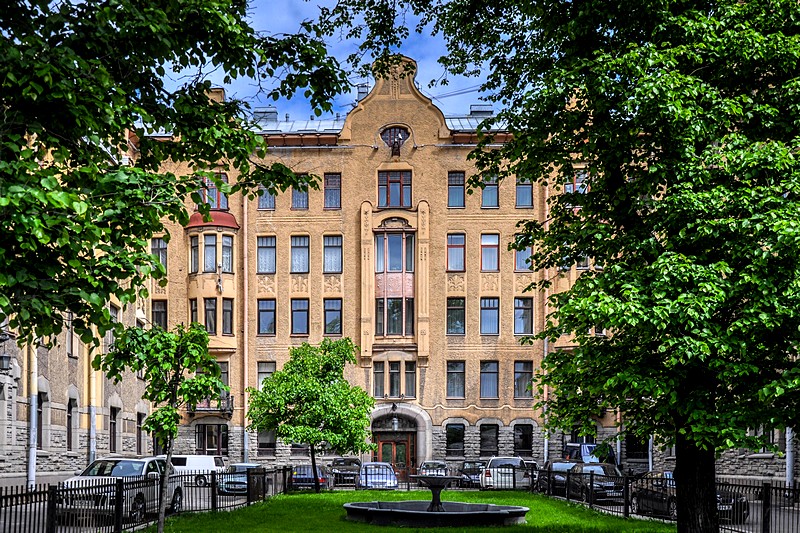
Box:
[151,490,676,532]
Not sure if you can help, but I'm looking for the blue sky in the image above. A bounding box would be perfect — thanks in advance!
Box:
[189,0,489,120]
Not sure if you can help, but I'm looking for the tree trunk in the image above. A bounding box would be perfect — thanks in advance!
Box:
[157,436,174,533]
[674,430,718,533]
[310,442,320,493]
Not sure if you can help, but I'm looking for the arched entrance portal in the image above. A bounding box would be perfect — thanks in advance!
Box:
[371,403,433,481]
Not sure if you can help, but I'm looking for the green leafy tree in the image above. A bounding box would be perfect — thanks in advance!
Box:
[0,0,349,346]
[319,1,800,530]
[247,338,375,493]
[94,323,225,533]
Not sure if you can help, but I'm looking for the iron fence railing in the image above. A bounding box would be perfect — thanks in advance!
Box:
[0,466,292,533]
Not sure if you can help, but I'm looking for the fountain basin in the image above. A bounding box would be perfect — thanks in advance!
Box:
[343,500,529,527]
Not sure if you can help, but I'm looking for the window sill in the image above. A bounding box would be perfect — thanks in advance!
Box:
[747,453,776,459]
[323,333,343,338]
[514,333,533,337]
[256,272,277,275]
[256,208,275,212]
[481,206,500,209]
[480,270,500,273]
[323,207,342,211]
[290,334,310,337]
[480,333,500,337]
[256,333,276,337]
[447,206,466,209]
[446,270,466,274]
[514,397,534,401]
[290,272,310,275]
[446,333,466,337]
[446,397,466,401]
[515,205,534,209]
[323,271,343,275]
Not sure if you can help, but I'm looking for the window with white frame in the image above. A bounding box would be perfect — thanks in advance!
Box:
[481,176,498,208]
[324,173,341,209]
[221,235,233,273]
[257,236,276,273]
[291,236,309,273]
[204,234,217,272]
[292,187,308,209]
[481,234,499,271]
[323,236,343,273]
[258,185,275,210]
[257,361,276,389]
[190,236,199,273]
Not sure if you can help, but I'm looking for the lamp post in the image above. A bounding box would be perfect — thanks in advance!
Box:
[391,403,399,431]
[0,331,11,372]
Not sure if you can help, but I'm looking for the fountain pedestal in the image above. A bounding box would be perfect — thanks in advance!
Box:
[409,475,463,512]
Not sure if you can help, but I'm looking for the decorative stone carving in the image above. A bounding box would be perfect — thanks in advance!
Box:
[516,274,533,293]
[482,273,499,292]
[153,284,167,295]
[291,275,308,293]
[447,274,465,293]
[324,275,341,293]
[257,275,275,294]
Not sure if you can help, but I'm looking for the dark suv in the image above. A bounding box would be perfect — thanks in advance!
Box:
[567,462,624,503]
[329,457,361,485]
[537,460,578,495]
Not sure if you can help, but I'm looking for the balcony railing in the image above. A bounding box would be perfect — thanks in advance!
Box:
[188,394,234,417]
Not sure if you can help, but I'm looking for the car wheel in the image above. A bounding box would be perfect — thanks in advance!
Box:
[169,489,183,514]
[668,499,677,520]
[630,495,639,514]
[129,495,146,523]
[195,474,208,487]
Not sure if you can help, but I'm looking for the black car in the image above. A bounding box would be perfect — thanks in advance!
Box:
[537,460,578,495]
[458,461,486,488]
[329,457,361,485]
[566,462,624,503]
[289,465,331,490]
[632,471,749,524]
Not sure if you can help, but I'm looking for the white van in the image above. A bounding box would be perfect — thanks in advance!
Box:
[160,454,226,486]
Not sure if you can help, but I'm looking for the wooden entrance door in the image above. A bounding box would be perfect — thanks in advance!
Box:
[376,434,413,480]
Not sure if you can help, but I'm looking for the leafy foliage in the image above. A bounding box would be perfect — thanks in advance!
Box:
[247,338,375,491]
[0,0,349,345]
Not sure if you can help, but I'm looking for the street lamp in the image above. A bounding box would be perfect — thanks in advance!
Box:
[0,332,10,373]
[391,402,399,431]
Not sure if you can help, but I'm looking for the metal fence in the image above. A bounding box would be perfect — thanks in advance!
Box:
[0,467,292,533]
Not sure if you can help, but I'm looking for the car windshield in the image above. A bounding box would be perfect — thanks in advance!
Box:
[422,462,446,469]
[488,458,523,468]
[333,458,359,466]
[363,465,392,475]
[551,462,576,472]
[463,462,484,469]
[81,460,145,477]
[582,465,619,476]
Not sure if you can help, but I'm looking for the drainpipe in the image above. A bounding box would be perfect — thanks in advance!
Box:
[88,335,98,464]
[616,411,621,465]
[648,436,654,472]
[542,339,549,463]
[27,341,37,488]
[242,185,250,463]
[787,427,794,487]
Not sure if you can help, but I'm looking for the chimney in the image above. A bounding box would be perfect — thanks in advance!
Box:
[357,83,370,101]
[469,104,493,117]
[252,106,278,123]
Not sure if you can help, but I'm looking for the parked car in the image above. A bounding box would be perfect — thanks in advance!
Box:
[289,464,332,490]
[355,462,398,490]
[218,462,261,495]
[329,457,361,485]
[632,471,749,524]
[161,454,226,486]
[537,460,578,495]
[418,460,448,476]
[479,456,531,490]
[458,460,486,488]
[562,442,617,464]
[57,457,183,524]
[566,462,624,502]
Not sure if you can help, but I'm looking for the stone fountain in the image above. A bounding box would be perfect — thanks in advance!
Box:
[343,474,529,527]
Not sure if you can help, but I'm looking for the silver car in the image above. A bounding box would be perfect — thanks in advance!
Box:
[57,457,183,524]
[479,456,532,490]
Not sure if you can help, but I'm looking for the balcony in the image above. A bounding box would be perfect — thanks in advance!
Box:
[188,394,234,418]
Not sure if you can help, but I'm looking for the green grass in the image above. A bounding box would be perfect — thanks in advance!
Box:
[151,490,677,532]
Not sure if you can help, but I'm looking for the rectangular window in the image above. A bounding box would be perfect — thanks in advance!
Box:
[323,236,343,273]
[516,246,532,271]
[221,235,233,273]
[405,298,414,334]
[516,178,533,208]
[565,170,588,194]
[190,236,199,273]
[66,311,75,358]
[625,434,649,460]
[202,173,228,210]
[204,298,217,335]
[514,424,534,456]
[378,170,412,207]
[480,297,500,335]
[514,361,534,398]
[292,187,308,209]
[257,299,276,335]
[257,236,276,274]
[447,234,465,271]
[375,233,414,272]
[109,407,118,453]
[448,171,465,208]
[196,423,229,455]
[480,361,499,398]
[405,362,416,398]
[152,300,167,329]
[324,298,342,335]
[375,299,384,336]
[481,234,499,271]
[446,361,465,398]
[291,236,309,273]
[373,362,385,397]
[257,362,276,390]
[291,299,309,335]
[136,412,144,455]
[258,185,276,210]
[446,424,465,457]
[67,401,75,451]
[405,234,415,272]
[446,298,465,335]
[151,237,167,272]
[482,176,499,208]
[189,299,198,324]
[204,234,217,272]
[386,298,403,335]
[480,424,499,456]
[375,235,384,273]
[514,298,533,335]
[576,256,590,270]
[389,362,401,398]
[387,234,403,271]
[258,430,276,455]
[324,173,341,209]
[222,298,233,335]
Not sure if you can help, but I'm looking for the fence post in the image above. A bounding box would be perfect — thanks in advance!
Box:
[566,471,571,501]
[623,474,630,518]
[211,472,218,512]
[761,482,771,533]
[45,485,57,533]
[114,478,124,533]
[588,471,594,508]
[547,466,552,496]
